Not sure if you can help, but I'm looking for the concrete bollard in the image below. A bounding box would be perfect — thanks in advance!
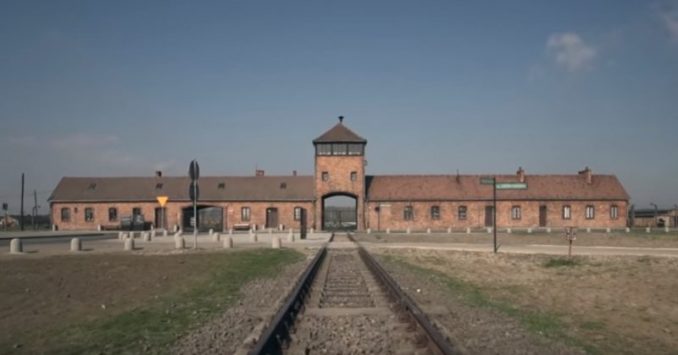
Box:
[118,231,124,240]
[212,233,220,242]
[10,238,22,254]
[586,228,591,233]
[606,228,611,233]
[487,227,493,234]
[151,230,157,238]
[646,227,651,233]
[625,227,630,233]
[367,228,371,234]
[124,238,134,251]
[406,228,411,234]
[287,231,295,242]
[175,236,185,249]
[386,228,390,234]
[208,228,214,236]
[163,229,168,237]
[70,238,82,252]
[507,228,512,234]
[527,228,532,234]
[52,224,57,231]
[279,224,284,231]
[223,236,233,249]
[272,236,281,249]
[250,233,258,243]
[447,227,452,234]
[426,228,431,234]
[228,228,233,235]
[546,228,552,233]
[144,232,151,242]
[466,227,471,234]
[97,224,102,231]
[665,227,670,233]
[310,228,314,234]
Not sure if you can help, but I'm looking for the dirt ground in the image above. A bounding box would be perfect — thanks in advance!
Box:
[356,231,678,248]
[0,248,308,354]
[377,248,678,354]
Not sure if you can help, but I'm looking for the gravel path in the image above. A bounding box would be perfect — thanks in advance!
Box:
[171,255,312,355]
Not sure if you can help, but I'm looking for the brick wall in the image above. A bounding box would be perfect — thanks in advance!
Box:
[314,154,365,230]
[365,200,628,231]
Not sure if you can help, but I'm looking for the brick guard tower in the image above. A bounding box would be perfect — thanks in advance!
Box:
[313,116,367,231]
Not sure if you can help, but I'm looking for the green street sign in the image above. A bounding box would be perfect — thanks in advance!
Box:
[480,177,495,185]
[496,182,528,190]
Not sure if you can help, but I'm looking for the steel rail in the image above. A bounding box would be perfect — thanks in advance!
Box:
[248,245,327,355]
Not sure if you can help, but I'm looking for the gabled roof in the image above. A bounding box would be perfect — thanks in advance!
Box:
[313,121,367,144]
[49,176,315,202]
[365,174,629,201]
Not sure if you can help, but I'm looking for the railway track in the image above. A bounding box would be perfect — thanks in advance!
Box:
[250,233,458,355]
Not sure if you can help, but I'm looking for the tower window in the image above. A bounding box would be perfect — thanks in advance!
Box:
[322,172,329,181]
[332,143,347,155]
[317,144,332,155]
[350,171,357,181]
[348,144,363,155]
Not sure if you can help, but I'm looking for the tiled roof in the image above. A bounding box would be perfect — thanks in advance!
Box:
[365,174,629,201]
[313,122,367,144]
[49,176,315,202]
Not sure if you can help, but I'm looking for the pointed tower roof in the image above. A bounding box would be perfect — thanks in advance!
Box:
[313,116,367,144]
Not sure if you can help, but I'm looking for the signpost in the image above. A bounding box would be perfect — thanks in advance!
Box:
[189,160,200,249]
[565,227,577,258]
[481,177,529,253]
[156,196,168,231]
[2,203,7,232]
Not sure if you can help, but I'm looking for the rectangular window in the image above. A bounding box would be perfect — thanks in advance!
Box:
[585,205,595,220]
[108,207,118,222]
[347,144,363,155]
[241,207,251,222]
[511,206,521,220]
[404,206,414,221]
[332,143,347,155]
[430,206,440,220]
[458,206,467,220]
[61,207,71,222]
[317,144,332,155]
[294,207,302,221]
[84,207,94,222]
[132,207,142,216]
[610,205,619,220]
[322,172,329,181]
[563,205,572,220]
[350,171,357,181]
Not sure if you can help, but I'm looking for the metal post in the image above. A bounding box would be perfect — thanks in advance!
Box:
[193,182,198,249]
[493,178,497,253]
[20,173,25,231]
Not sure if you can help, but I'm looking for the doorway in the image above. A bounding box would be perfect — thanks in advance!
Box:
[266,208,279,229]
[484,206,494,227]
[539,205,547,227]
[154,207,166,230]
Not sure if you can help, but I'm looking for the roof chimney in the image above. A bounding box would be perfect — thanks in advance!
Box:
[517,167,525,183]
[256,169,265,177]
[292,170,297,176]
[578,166,592,184]
[338,115,344,123]
[155,170,162,177]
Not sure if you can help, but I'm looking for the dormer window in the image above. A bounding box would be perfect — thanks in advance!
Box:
[88,183,96,190]
[218,182,225,189]
[155,183,163,189]
[280,182,287,189]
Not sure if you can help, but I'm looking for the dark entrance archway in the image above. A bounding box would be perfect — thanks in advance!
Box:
[322,193,357,231]
[182,205,223,232]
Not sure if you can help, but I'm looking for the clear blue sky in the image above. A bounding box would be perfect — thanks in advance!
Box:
[1,0,677,214]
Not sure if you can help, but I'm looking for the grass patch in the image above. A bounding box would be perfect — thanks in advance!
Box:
[543,258,581,268]
[380,255,599,354]
[30,249,303,354]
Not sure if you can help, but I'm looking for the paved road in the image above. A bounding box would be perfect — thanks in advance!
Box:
[365,242,678,258]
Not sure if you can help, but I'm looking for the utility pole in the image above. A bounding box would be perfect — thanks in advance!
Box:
[32,190,39,230]
[20,173,25,231]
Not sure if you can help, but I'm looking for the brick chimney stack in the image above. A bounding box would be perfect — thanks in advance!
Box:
[579,167,592,184]
[517,167,525,183]
[155,170,162,177]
